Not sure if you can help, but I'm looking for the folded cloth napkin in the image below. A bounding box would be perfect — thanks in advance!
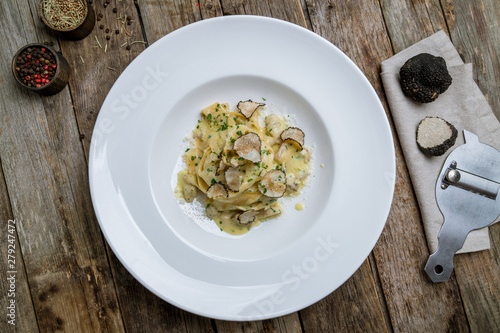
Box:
[381,30,500,254]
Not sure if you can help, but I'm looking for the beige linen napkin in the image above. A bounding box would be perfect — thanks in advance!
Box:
[381,30,500,254]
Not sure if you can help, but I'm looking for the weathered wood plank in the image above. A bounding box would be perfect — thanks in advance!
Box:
[442,7,500,331]
[300,259,388,332]
[0,160,39,333]
[221,0,307,28]
[440,3,500,328]
[380,0,448,50]
[381,0,500,331]
[0,0,125,331]
[106,250,216,333]
[138,0,222,45]
[60,1,148,158]
[441,0,500,121]
[214,313,302,333]
[306,0,469,331]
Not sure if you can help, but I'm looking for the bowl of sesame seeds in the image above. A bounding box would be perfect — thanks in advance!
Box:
[12,43,70,95]
[38,0,95,40]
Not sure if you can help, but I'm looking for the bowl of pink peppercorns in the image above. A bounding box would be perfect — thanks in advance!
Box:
[12,43,70,95]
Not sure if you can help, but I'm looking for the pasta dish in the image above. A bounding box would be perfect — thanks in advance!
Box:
[175,100,311,234]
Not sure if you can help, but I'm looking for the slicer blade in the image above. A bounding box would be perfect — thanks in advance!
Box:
[425,130,500,283]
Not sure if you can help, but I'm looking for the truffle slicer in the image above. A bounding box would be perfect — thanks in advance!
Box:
[425,130,500,283]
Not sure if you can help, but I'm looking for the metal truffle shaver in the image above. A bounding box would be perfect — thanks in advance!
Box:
[425,130,500,283]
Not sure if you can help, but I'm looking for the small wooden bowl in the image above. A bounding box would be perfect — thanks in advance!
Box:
[12,43,70,96]
[39,0,95,40]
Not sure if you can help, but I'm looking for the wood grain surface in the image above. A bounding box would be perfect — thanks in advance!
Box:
[381,1,500,330]
[1,1,123,331]
[1,0,498,332]
[0,161,39,333]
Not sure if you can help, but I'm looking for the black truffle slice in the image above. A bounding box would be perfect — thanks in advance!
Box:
[206,182,228,199]
[215,152,227,176]
[416,117,457,156]
[259,170,286,198]
[234,132,261,163]
[236,209,259,225]
[237,100,265,119]
[225,167,242,192]
[400,53,452,103]
[280,127,305,150]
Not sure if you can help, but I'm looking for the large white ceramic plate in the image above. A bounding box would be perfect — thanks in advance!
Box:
[89,16,395,321]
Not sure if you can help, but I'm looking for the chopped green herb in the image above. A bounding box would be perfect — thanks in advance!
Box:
[248,178,253,182]
[218,121,229,132]
[185,148,190,152]
[191,156,196,161]
[237,131,242,136]
[211,178,216,184]
[207,114,212,121]
[238,157,244,161]
[206,204,210,209]
[262,97,267,101]
[231,138,235,143]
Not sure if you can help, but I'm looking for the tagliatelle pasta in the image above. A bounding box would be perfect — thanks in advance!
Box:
[175,100,311,234]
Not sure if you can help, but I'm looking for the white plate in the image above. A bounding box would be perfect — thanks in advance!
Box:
[89,16,395,321]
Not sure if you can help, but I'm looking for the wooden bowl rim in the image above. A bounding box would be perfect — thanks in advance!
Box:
[12,43,63,91]
[38,0,89,32]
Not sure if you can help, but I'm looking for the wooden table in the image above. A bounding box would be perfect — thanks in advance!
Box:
[1,0,499,332]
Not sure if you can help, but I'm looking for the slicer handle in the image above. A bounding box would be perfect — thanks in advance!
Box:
[424,220,469,283]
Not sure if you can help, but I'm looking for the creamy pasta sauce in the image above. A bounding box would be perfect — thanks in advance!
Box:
[175,101,311,234]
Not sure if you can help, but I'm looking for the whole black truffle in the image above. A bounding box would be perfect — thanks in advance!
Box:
[400,53,452,103]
